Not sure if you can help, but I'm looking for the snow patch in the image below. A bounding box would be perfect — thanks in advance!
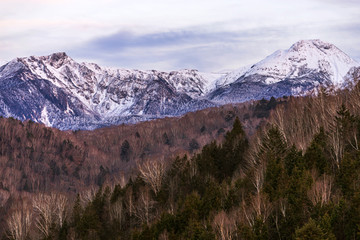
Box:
[40,106,51,126]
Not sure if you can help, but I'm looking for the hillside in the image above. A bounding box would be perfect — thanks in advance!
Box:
[0,98,273,214]
[1,73,360,238]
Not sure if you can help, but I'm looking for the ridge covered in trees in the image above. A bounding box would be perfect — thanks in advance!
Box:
[0,101,261,195]
[3,95,360,239]
[0,98,271,236]
[2,75,360,239]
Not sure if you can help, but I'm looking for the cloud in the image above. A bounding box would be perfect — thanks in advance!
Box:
[68,18,360,72]
[89,30,242,51]
[70,27,273,71]
[314,0,359,5]
[1,0,359,70]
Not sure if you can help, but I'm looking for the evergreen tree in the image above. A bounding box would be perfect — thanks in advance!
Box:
[304,127,331,174]
[72,194,83,236]
[258,126,287,162]
[260,126,288,201]
[284,145,304,175]
[337,153,360,197]
[196,117,248,182]
[222,116,249,180]
[284,166,312,235]
[120,140,131,162]
[195,141,222,180]
[295,218,329,240]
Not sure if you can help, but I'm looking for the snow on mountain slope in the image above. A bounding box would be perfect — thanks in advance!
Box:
[166,69,225,97]
[0,39,358,130]
[0,52,220,129]
[22,53,226,111]
[208,39,359,103]
[214,65,250,87]
[242,39,358,85]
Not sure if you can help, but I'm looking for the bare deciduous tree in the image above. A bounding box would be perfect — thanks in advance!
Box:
[212,210,236,240]
[273,197,287,239]
[329,125,343,170]
[167,177,178,214]
[33,193,68,238]
[134,187,156,225]
[80,186,98,206]
[0,189,10,208]
[188,156,198,178]
[251,163,265,195]
[125,188,134,217]
[269,89,341,152]
[54,194,68,228]
[6,201,33,240]
[33,194,53,238]
[137,159,165,194]
[242,192,272,227]
[118,173,127,188]
[308,174,333,207]
[159,230,170,240]
[110,199,124,225]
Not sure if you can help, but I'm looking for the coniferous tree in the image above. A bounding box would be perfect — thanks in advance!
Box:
[222,116,249,180]
[72,194,83,236]
[284,145,304,175]
[120,140,131,162]
[260,126,287,201]
[196,117,248,182]
[295,218,330,240]
[304,127,331,174]
[258,126,287,162]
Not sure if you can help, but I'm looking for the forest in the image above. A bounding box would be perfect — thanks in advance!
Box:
[2,76,360,239]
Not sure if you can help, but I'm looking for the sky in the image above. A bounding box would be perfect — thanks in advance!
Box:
[1,0,360,72]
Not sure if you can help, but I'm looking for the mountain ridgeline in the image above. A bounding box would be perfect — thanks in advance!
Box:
[0,39,358,130]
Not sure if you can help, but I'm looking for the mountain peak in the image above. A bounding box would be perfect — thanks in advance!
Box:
[241,39,359,85]
[21,52,72,69]
[289,39,337,53]
[49,52,68,60]
[47,52,71,68]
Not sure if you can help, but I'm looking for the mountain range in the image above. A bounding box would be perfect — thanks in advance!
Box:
[0,39,358,130]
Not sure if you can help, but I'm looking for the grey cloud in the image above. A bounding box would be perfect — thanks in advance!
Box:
[87,30,242,52]
[69,21,360,72]
[69,26,290,71]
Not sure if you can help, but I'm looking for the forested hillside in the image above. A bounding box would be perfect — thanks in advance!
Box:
[0,98,271,236]
[2,78,360,239]
[2,110,360,239]
[0,100,262,197]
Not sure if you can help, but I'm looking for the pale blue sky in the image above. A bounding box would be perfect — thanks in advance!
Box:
[1,0,359,71]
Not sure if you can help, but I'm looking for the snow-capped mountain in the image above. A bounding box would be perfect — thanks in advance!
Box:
[0,52,223,129]
[0,39,358,130]
[208,39,359,103]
